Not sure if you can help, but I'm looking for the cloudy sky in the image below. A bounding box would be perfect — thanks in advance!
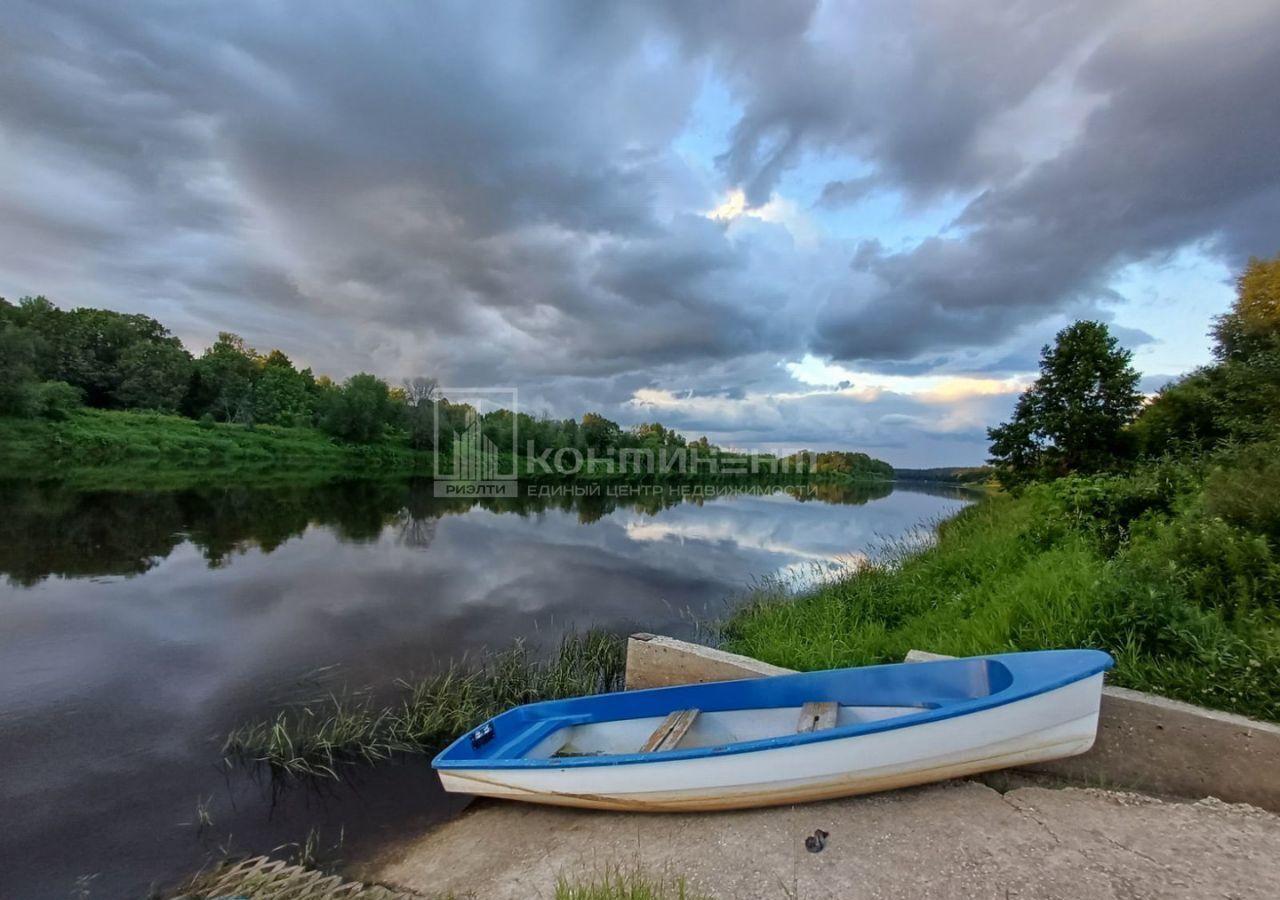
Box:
[2,0,1277,466]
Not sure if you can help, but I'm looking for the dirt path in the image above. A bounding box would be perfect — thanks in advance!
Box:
[360,780,1280,899]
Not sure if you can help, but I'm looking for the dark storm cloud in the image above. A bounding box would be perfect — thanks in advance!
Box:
[714,1,1113,206]
[0,0,1276,463]
[0,0,744,371]
[806,2,1280,363]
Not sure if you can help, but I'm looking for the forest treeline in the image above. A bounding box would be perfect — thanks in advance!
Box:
[0,296,893,478]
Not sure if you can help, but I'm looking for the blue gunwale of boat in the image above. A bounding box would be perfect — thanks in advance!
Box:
[433,649,1113,771]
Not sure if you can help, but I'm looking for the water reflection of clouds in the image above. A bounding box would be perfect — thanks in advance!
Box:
[0,482,972,900]
[613,489,966,587]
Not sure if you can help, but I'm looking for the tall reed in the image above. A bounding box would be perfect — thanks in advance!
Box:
[224,629,626,779]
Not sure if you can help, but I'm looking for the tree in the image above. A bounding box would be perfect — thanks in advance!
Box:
[402,376,440,450]
[1129,370,1226,455]
[116,340,194,411]
[254,350,313,426]
[189,333,259,423]
[50,308,184,408]
[320,373,397,442]
[21,380,82,420]
[1212,256,1280,363]
[0,316,40,416]
[988,321,1142,486]
[1135,254,1280,453]
[402,376,439,407]
[580,412,620,455]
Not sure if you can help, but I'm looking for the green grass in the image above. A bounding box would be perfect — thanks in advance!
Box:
[554,868,709,900]
[0,408,886,488]
[0,408,431,481]
[722,459,1280,722]
[224,630,626,779]
[175,859,703,900]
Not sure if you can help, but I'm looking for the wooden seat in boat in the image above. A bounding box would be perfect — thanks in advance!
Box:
[796,701,838,733]
[640,709,699,752]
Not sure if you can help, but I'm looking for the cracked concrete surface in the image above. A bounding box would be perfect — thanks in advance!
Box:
[361,781,1280,899]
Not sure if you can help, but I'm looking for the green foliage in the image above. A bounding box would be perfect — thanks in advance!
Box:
[320,372,399,442]
[21,380,83,420]
[223,630,626,779]
[1129,370,1225,454]
[723,464,1280,722]
[0,407,429,479]
[115,339,194,411]
[0,314,40,415]
[24,302,193,408]
[1137,254,1280,453]
[1202,442,1280,542]
[254,351,315,426]
[403,376,440,450]
[789,450,895,479]
[988,321,1142,486]
[0,295,892,477]
[189,332,259,423]
[1045,462,1196,555]
[893,465,993,485]
[1212,255,1280,363]
[580,412,622,455]
[555,869,708,900]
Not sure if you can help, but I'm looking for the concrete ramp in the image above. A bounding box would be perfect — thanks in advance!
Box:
[362,781,1279,899]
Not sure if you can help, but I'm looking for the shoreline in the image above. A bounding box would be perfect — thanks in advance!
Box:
[0,408,906,491]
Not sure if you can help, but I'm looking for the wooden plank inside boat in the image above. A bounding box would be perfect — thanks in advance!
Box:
[640,709,699,752]
[796,701,838,733]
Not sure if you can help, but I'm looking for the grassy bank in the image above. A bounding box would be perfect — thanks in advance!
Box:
[0,408,892,489]
[0,408,431,479]
[224,630,626,778]
[724,449,1280,722]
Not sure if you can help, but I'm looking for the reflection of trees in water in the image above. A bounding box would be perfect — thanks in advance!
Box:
[0,482,186,586]
[888,481,983,502]
[784,479,893,506]
[0,478,904,584]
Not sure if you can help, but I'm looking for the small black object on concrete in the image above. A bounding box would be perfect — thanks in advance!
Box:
[804,829,829,853]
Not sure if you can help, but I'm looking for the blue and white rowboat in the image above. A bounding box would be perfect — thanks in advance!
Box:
[433,649,1113,811]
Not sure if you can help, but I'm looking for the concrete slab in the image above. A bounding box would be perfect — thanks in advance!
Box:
[625,633,792,690]
[904,650,1280,810]
[363,781,1280,899]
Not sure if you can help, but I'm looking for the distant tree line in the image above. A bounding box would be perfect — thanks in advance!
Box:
[782,450,894,480]
[0,296,895,476]
[893,466,992,485]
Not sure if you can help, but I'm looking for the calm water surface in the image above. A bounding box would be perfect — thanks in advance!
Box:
[0,478,970,899]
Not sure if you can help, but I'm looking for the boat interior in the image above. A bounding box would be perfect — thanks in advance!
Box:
[536,702,929,759]
[442,656,1020,764]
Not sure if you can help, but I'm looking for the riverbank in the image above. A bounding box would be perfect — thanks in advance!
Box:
[221,452,1279,783]
[223,630,627,778]
[0,408,896,491]
[724,450,1280,722]
[0,408,429,482]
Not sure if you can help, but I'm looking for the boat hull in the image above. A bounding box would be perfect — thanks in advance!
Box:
[437,673,1104,811]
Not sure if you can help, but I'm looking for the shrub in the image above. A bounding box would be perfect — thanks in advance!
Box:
[1203,443,1280,543]
[21,380,83,420]
[1129,514,1279,620]
[1047,462,1196,554]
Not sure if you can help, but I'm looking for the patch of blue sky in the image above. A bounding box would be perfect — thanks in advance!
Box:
[672,73,967,253]
[670,70,738,180]
[1105,245,1234,380]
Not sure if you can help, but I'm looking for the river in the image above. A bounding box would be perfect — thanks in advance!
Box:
[0,478,971,899]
